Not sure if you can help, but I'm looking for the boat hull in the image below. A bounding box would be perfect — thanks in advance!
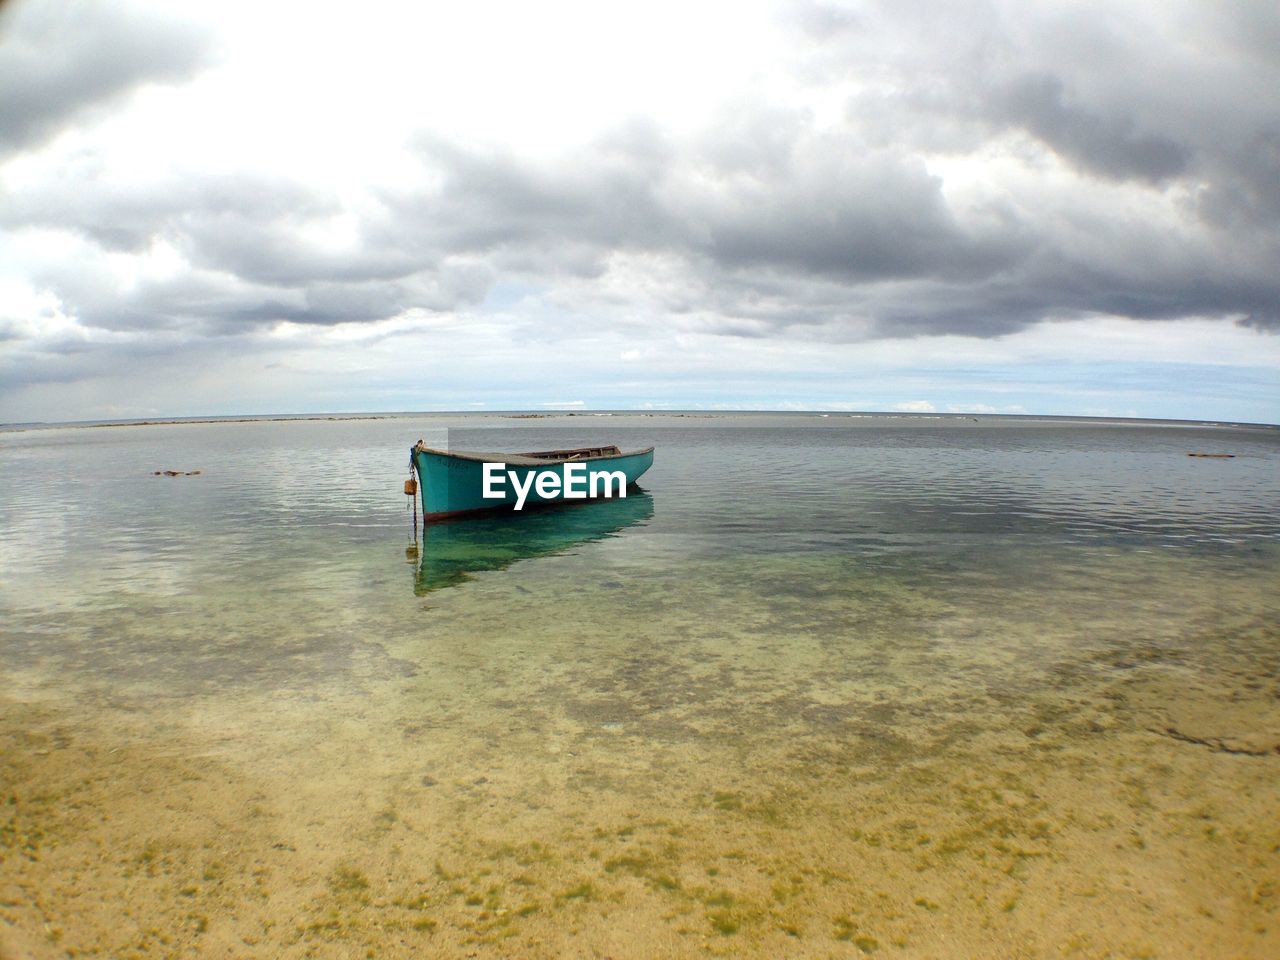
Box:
[411,445,654,520]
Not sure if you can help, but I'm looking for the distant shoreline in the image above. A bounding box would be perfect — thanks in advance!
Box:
[2,410,1276,433]
[2,414,398,432]
[89,414,397,428]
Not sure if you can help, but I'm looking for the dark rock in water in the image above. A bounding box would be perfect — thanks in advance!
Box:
[156,469,203,476]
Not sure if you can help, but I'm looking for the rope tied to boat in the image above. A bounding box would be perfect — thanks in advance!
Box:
[405,445,420,554]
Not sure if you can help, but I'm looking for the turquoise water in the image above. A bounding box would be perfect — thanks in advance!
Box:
[1,413,1277,958]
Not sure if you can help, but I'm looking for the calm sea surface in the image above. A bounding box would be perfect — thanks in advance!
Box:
[1,413,1277,959]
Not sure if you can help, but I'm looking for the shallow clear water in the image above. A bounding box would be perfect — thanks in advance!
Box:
[1,414,1277,958]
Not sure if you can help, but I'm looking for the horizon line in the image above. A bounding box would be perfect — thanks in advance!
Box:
[4,409,1277,431]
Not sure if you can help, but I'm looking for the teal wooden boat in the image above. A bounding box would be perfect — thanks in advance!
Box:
[410,441,654,521]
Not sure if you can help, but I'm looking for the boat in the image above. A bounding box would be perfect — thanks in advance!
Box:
[415,490,654,593]
[410,441,655,521]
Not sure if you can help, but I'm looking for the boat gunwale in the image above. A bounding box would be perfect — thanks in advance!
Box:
[412,444,655,467]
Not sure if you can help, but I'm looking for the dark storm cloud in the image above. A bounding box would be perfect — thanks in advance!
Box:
[2,148,498,332]
[390,124,676,275]
[18,241,487,337]
[396,120,1025,288]
[0,0,212,155]
[992,73,1190,183]
[2,170,335,255]
[767,0,1280,330]
[1194,128,1280,232]
[686,145,1021,282]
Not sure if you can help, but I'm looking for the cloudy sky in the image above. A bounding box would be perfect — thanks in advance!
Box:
[2,0,1278,423]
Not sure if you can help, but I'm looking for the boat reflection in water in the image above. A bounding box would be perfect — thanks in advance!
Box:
[414,489,654,595]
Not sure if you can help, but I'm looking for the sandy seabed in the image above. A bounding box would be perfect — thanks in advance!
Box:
[2,548,1278,959]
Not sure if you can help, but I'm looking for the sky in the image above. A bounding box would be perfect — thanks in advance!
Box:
[1,0,1278,424]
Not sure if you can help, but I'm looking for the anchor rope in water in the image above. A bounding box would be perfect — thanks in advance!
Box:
[404,450,419,554]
